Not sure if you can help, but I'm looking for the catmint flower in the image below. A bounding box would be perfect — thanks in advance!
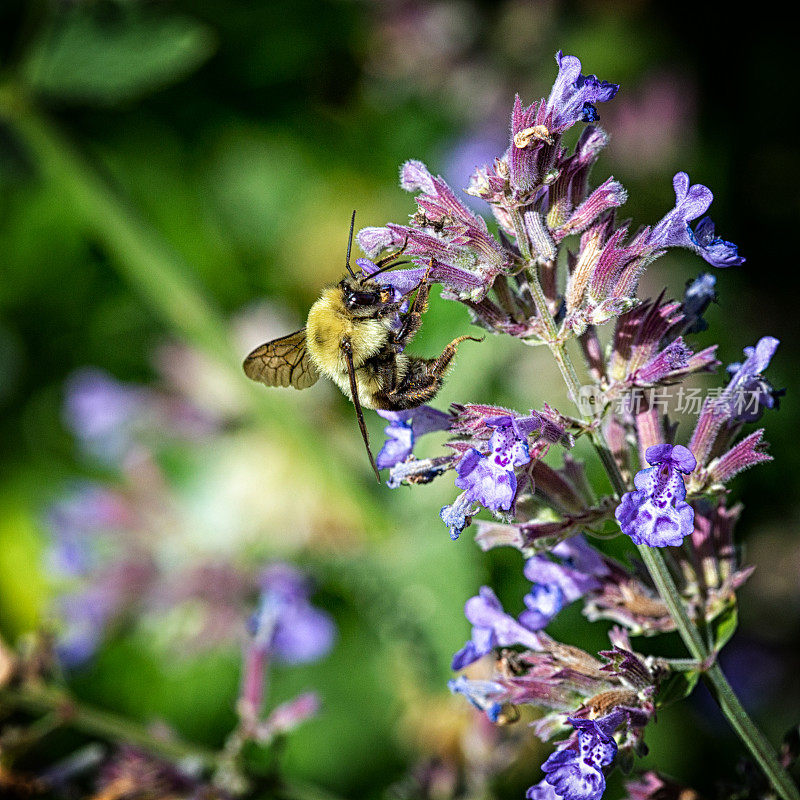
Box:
[723,336,781,423]
[248,564,335,665]
[376,406,452,469]
[451,586,544,670]
[240,564,334,726]
[615,444,696,547]
[546,51,619,134]
[540,711,623,800]
[521,537,610,628]
[681,272,717,334]
[687,216,745,267]
[447,675,506,722]
[441,413,544,539]
[649,173,744,267]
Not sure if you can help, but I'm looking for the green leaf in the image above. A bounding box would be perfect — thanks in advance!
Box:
[22,6,214,104]
[657,668,700,710]
[710,601,739,652]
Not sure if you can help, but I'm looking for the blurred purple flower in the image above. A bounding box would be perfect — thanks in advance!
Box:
[46,485,130,576]
[250,564,335,665]
[240,564,335,726]
[615,444,696,547]
[447,675,505,723]
[64,369,145,462]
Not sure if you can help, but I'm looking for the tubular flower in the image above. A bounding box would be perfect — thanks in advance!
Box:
[615,445,696,547]
[451,586,544,670]
[648,173,744,267]
[540,712,623,800]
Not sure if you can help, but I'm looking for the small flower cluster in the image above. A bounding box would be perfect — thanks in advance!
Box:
[378,402,573,540]
[358,51,782,800]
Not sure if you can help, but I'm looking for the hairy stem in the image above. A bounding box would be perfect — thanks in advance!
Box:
[0,684,219,768]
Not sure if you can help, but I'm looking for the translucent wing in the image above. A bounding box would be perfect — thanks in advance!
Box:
[243,329,320,389]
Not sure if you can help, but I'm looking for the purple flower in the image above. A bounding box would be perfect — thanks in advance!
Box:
[457,416,537,506]
[239,564,335,725]
[688,216,745,267]
[546,52,619,134]
[521,537,609,628]
[451,586,544,670]
[541,712,622,800]
[441,414,541,539]
[615,444,696,547]
[722,336,781,423]
[46,485,130,576]
[527,780,563,800]
[649,173,743,267]
[250,564,335,664]
[376,406,452,469]
[447,675,506,722]
[64,369,145,462]
[681,273,717,333]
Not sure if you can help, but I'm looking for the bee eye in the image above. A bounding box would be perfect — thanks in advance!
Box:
[349,290,379,307]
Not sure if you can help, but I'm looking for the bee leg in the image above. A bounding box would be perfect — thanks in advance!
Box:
[342,338,381,483]
[428,334,483,377]
[393,274,431,351]
[375,335,482,410]
[374,234,409,268]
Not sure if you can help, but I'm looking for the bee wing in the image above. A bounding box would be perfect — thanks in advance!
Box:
[243,329,320,389]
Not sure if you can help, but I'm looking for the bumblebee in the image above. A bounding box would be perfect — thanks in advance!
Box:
[243,212,479,481]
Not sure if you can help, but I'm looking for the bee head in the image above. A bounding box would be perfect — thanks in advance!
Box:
[339,276,392,316]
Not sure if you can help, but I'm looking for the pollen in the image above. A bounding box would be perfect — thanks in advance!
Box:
[514,125,554,148]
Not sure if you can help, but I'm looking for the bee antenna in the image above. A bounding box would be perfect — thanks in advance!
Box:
[345,209,357,279]
[368,259,411,278]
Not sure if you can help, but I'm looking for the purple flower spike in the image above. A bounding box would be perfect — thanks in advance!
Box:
[541,713,622,800]
[451,586,544,670]
[615,444,696,547]
[376,406,452,470]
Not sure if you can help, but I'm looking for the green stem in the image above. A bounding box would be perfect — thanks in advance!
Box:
[513,209,799,800]
[0,684,219,768]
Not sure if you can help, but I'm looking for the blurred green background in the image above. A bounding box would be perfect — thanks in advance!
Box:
[1,1,798,798]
